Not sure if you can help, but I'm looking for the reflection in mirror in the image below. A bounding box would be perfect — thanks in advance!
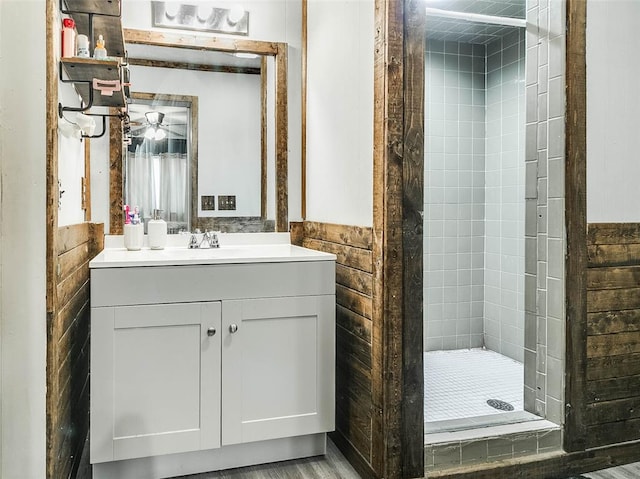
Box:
[126,93,196,233]
[110,30,289,234]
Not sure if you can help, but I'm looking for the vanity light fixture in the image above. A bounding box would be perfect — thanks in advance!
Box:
[152,1,249,36]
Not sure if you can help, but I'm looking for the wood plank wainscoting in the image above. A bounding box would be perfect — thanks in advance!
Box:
[47,223,104,479]
[585,223,640,447]
[290,221,378,477]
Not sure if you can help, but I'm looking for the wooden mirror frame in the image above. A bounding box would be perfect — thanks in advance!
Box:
[110,29,288,234]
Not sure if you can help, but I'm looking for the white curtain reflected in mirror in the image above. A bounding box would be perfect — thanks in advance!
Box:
[125,100,191,233]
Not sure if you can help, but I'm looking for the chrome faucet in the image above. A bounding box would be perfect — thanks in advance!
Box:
[201,230,220,249]
[187,230,220,249]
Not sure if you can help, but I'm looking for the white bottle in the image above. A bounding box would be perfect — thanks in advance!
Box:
[148,209,167,250]
[77,34,90,57]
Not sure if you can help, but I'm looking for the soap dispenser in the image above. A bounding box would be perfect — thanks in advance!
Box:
[148,209,167,250]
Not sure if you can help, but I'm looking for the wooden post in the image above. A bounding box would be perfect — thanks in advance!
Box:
[564,0,588,453]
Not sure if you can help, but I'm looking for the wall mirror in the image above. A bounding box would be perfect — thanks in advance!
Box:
[126,93,196,233]
[110,29,288,234]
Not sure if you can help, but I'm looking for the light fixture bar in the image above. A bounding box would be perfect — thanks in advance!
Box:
[152,1,249,36]
[425,7,526,28]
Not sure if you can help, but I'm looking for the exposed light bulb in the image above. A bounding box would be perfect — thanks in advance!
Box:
[197,4,212,22]
[227,5,244,25]
[154,128,167,141]
[164,2,180,19]
[145,127,156,140]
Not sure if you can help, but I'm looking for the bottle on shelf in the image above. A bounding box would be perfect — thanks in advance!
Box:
[77,34,90,58]
[94,34,107,60]
[61,18,76,58]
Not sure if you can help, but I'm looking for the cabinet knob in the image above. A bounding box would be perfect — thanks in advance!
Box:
[229,324,239,334]
[207,328,216,337]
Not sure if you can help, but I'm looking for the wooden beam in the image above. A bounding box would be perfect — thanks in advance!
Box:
[261,56,268,219]
[124,28,279,55]
[372,0,405,475]
[588,309,640,336]
[46,0,61,477]
[301,238,373,273]
[128,57,261,75]
[57,223,90,255]
[402,0,425,475]
[275,42,289,231]
[588,352,640,381]
[563,0,588,453]
[587,266,640,290]
[303,222,373,250]
[588,223,640,245]
[109,111,123,234]
[587,243,640,267]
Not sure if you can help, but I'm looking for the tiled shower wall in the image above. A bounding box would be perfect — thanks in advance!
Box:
[424,40,486,351]
[484,30,526,362]
[424,35,526,357]
[523,0,566,425]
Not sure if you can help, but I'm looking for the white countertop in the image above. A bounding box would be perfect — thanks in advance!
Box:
[90,233,336,268]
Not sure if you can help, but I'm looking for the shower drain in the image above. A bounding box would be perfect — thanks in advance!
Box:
[486,399,515,411]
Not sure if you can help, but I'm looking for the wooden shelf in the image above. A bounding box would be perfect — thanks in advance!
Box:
[75,15,126,58]
[63,0,125,57]
[61,58,125,108]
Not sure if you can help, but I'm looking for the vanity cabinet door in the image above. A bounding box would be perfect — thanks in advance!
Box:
[221,295,335,446]
[90,302,221,463]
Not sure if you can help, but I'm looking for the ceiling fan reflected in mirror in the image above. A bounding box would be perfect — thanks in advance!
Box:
[144,111,167,141]
[128,106,189,142]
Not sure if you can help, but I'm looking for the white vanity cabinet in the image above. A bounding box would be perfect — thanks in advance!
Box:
[221,296,335,446]
[91,302,222,463]
[89,241,335,478]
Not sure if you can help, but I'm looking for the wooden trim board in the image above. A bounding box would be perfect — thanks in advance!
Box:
[128,57,260,75]
[372,0,406,476]
[563,0,588,453]
[401,0,425,475]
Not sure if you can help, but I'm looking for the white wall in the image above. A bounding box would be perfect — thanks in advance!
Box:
[58,85,88,226]
[0,1,47,477]
[586,0,640,222]
[92,0,302,231]
[130,65,263,218]
[306,0,374,227]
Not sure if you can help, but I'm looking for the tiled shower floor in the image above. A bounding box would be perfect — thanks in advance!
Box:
[425,348,529,432]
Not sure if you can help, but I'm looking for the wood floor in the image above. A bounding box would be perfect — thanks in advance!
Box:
[182,439,362,479]
[586,462,640,479]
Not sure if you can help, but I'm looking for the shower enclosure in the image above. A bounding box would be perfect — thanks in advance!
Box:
[423,2,533,431]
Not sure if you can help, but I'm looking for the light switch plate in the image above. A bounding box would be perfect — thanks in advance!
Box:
[201,195,215,211]
[218,195,236,211]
